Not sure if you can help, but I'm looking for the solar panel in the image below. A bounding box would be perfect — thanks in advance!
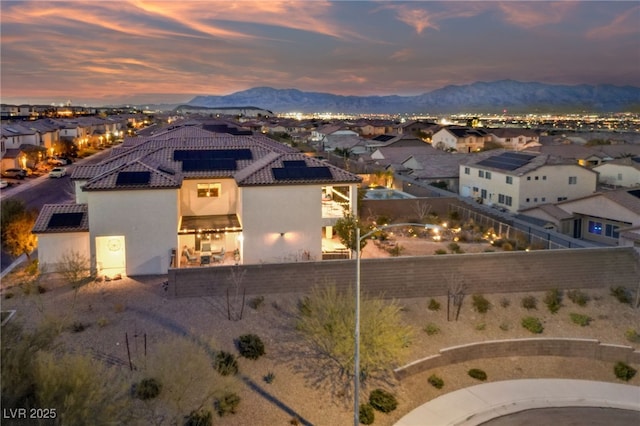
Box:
[272,166,332,180]
[181,159,237,171]
[282,160,307,168]
[48,212,84,228]
[173,149,252,161]
[115,171,151,186]
[476,152,536,171]
[631,157,640,164]
[629,189,640,199]
[158,165,176,175]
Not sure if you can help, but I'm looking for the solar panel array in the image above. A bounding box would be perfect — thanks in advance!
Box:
[48,212,84,228]
[173,149,252,172]
[282,160,307,168]
[272,160,333,181]
[115,171,152,186]
[476,152,536,171]
[182,159,237,172]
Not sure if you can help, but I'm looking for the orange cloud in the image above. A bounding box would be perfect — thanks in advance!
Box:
[497,1,577,29]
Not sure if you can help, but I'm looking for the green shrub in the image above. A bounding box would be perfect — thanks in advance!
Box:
[248,296,264,310]
[567,290,590,306]
[501,242,514,251]
[369,388,398,413]
[134,378,162,400]
[448,242,462,254]
[610,286,632,305]
[613,361,637,381]
[298,296,312,316]
[428,298,441,311]
[521,316,544,334]
[184,410,212,426]
[544,289,562,313]
[468,368,487,381]
[569,313,592,327]
[214,351,238,376]
[521,295,538,310]
[264,371,275,384]
[423,323,440,336]
[428,374,444,389]
[215,392,240,416]
[625,328,640,343]
[236,334,265,360]
[472,294,491,313]
[434,249,447,255]
[359,403,375,425]
[475,322,486,331]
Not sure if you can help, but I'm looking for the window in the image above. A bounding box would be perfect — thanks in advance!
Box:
[485,171,491,179]
[526,198,530,202]
[617,173,623,181]
[541,197,546,202]
[557,197,567,201]
[505,196,512,206]
[197,183,221,198]
[588,220,602,235]
[464,167,470,175]
[543,176,547,180]
[527,176,531,181]
[506,176,513,184]
[481,189,487,199]
[473,186,478,193]
[534,198,538,202]
[568,176,577,185]
[498,194,505,203]
[535,176,539,180]
[479,170,484,178]
[605,224,619,238]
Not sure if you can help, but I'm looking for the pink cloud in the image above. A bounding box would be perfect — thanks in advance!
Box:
[586,5,640,39]
[497,1,578,29]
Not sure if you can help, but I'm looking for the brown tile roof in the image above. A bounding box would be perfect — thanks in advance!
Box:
[82,160,182,191]
[33,204,89,234]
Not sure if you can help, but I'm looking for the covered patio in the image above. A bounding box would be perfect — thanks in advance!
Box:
[177,214,242,267]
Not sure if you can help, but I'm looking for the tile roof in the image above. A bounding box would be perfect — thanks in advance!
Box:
[461,149,579,176]
[32,204,89,234]
[82,159,182,191]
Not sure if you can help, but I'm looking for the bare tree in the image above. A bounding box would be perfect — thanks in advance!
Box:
[412,200,432,223]
[446,274,467,321]
[226,266,247,321]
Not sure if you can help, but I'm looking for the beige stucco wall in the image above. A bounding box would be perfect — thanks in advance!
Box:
[37,232,90,272]
[594,163,640,187]
[87,188,179,276]
[178,178,238,216]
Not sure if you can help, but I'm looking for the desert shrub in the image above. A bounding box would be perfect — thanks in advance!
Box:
[521,316,544,334]
[499,297,510,308]
[625,328,640,343]
[610,286,632,305]
[544,289,562,313]
[236,334,265,360]
[359,403,375,425]
[213,351,238,376]
[70,321,87,333]
[472,294,491,313]
[613,361,637,382]
[434,249,447,255]
[501,242,514,251]
[263,372,275,384]
[369,388,398,413]
[569,313,592,327]
[134,378,162,400]
[423,323,440,336]
[428,374,444,389]
[475,322,486,331]
[499,321,510,331]
[248,296,265,310]
[4,292,14,299]
[37,285,47,294]
[298,296,312,316]
[387,244,404,256]
[428,298,441,311]
[468,368,487,381]
[215,392,240,416]
[97,317,109,328]
[448,242,463,254]
[567,290,590,306]
[521,295,538,310]
[184,409,212,426]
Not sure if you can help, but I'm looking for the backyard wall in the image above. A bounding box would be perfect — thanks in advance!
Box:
[167,246,639,299]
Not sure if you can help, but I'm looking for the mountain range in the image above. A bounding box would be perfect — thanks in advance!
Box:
[187,80,640,114]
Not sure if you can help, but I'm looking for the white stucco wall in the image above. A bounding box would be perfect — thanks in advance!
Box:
[179,178,238,216]
[593,163,640,187]
[37,232,90,272]
[240,185,323,264]
[87,189,179,275]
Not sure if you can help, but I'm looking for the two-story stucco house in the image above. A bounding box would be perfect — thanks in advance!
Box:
[593,157,640,187]
[33,125,361,277]
[432,126,491,152]
[459,150,598,212]
[489,128,540,151]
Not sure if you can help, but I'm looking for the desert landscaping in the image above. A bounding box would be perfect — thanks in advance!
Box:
[2,238,639,426]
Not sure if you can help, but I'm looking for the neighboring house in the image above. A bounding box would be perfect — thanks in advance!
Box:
[404,153,472,193]
[432,126,491,152]
[489,128,540,150]
[459,150,598,212]
[519,187,640,245]
[593,157,640,187]
[34,125,361,276]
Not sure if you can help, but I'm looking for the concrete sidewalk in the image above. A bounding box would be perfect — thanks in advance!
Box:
[394,379,640,426]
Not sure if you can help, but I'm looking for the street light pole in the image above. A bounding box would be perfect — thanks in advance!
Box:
[353,222,442,426]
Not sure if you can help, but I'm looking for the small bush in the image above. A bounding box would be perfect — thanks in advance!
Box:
[569,313,592,327]
[567,290,590,306]
[428,298,441,311]
[236,334,265,360]
[544,289,562,313]
[610,286,632,305]
[264,371,275,384]
[521,295,538,310]
[613,361,637,382]
[369,388,398,413]
[134,378,162,400]
[214,351,239,376]
[423,323,440,336]
[70,321,87,333]
[298,296,312,316]
[4,292,14,299]
[448,242,463,254]
[475,322,486,331]
[184,409,212,426]
[97,317,109,328]
[521,316,544,334]
[501,242,514,251]
[248,296,264,310]
[468,368,487,381]
[37,285,47,294]
[499,321,510,331]
[359,403,375,425]
[428,374,444,389]
[625,328,640,343]
[472,294,491,313]
[215,392,240,416]
[499,297,510,308]
[434,249,447,255]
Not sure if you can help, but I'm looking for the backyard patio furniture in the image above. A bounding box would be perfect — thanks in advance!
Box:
[182,246,198,264]
[212,247,226,263]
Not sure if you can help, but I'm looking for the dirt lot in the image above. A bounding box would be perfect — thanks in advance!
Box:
[2,240,639,425]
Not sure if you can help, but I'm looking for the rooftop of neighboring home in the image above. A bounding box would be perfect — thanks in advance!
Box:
[406,153,476,179]
[488,127,539,138]
[460,149,581,176]
[437,126,490,138]
[594,156,640,170]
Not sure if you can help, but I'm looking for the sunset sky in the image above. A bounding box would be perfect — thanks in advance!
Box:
[1,1,639,106]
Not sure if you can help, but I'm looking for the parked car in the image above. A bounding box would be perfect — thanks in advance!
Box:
[48,157,69,166]
[49,167,66,178]
[0,180,8,189]
[1,168,27,179]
